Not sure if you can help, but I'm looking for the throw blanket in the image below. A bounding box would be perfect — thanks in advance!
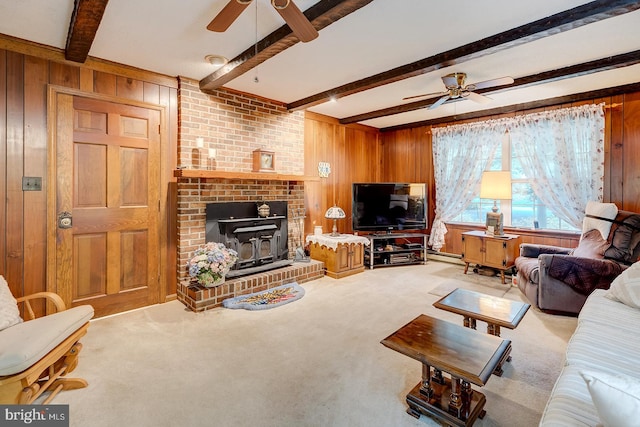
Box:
[546,256,625,295]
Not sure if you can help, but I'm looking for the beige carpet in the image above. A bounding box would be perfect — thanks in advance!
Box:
[54,261,577,427]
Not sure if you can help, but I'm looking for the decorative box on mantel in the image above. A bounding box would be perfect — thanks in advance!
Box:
[177,260,325,312]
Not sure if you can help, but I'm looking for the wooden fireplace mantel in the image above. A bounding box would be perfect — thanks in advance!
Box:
[173,169,319,182]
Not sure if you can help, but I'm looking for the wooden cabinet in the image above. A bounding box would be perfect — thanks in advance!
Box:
[307,235,369,279]
[461,231,521,284]
[309,241,365,279]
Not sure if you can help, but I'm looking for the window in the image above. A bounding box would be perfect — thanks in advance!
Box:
[430,104,604,251]
[452,133,579,232]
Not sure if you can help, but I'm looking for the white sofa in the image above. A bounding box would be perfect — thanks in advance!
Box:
[539,266,640,426]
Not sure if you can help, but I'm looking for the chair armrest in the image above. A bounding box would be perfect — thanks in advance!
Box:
[15,292,66,320]
[539,254,624,295]
[520,243,573,258]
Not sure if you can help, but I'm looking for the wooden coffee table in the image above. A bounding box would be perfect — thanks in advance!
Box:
[381,314,510,427]
[433,288,530,376]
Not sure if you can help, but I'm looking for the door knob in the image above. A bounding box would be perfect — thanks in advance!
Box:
[58,211,72,229]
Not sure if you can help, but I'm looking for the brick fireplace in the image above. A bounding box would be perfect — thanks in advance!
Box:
[175,79,325,311]
[175,177,324,311]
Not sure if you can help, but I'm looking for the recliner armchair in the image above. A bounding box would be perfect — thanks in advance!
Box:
[515,208,640,315]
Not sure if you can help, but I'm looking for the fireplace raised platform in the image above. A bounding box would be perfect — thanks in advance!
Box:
[177,260,325,312]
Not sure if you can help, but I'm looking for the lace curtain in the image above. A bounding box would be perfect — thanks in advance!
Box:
[428,103,604,251]
[510,103,605,229]
[428,121,504,251]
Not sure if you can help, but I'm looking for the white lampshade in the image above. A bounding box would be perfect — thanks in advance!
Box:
[325,206,346,219]
[325,206,345,236]
[480,171,512,200]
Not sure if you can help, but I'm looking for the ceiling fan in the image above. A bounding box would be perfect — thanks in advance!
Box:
[403,72,514,109]
[207,0,319,42]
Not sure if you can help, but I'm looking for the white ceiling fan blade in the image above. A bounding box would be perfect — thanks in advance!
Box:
[429,94,450,109]
[470,76,514,90]
[466,91,492,104]
[402,91,447,101]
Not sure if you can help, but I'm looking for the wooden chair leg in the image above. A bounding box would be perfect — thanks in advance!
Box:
[15,342,87,404]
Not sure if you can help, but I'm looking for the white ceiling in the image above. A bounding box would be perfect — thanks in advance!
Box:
[1,0,639,129]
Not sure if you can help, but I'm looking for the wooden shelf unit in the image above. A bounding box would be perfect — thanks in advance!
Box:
[363,232,428,269]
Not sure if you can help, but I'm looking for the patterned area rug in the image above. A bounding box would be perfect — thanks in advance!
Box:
[222,283,305,310]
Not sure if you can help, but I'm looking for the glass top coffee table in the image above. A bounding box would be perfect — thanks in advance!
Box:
[381,314,510,426]
[433,288,530,376]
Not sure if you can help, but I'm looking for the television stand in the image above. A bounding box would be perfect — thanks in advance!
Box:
[363,232,428,269]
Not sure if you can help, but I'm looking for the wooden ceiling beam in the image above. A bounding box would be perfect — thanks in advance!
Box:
[339,49,640,124]
[199,0,374,94]
[65,0,109,63]
[287,0,640,111]
[380,81,640,133]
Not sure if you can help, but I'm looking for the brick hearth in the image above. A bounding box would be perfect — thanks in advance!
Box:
[178,260,324,312]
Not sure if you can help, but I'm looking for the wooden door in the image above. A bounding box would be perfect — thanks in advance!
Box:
[52,94,160,317]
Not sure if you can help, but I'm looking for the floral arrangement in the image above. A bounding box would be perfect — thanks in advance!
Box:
[187,242,238,286]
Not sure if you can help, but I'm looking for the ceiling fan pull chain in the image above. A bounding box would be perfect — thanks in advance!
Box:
[254,0,259,83]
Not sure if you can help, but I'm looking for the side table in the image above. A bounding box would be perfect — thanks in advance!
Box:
[306,234,370,279]
[461,231,521,284]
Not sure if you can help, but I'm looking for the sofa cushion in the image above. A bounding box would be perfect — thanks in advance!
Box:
[581,370,640,427]
[571,229,609,259]
[606,260,640,308]
[565,312,640,379]
[604,212,640,264]
[580,289,640,330]
[582,201,618,241]
[514,257,539,284]
[0,275,22,331]
[0,305,94,376]
[539,365,601,426]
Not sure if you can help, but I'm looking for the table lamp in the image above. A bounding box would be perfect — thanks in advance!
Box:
[325,206,346,237]
[480,171,512,236]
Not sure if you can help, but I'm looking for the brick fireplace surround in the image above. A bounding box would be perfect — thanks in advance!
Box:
[175,178,325,312]
[175,79,326,311]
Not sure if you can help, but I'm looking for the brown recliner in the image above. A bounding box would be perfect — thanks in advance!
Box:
[515,210,640,316]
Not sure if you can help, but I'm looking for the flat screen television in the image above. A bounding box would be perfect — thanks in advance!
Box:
[352,183,427,232]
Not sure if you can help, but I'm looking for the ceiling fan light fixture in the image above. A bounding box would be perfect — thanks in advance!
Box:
[205,54,228,67]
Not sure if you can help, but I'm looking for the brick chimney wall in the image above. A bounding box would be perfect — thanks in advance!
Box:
[176,77,307,282]
[177,77,304,173]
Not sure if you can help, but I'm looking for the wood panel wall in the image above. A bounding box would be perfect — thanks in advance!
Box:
[378,93,640,254]
[303,112,380,236]
[303,93,640,255]
[0,37,178,315]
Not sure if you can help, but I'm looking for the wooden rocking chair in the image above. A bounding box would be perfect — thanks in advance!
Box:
[0,291,94,404]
